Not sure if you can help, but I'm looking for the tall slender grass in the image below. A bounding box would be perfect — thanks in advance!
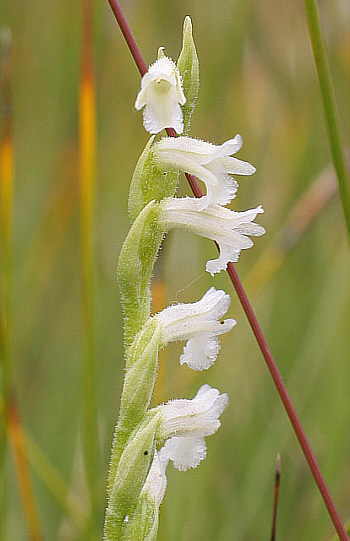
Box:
[303,0,350,237]
[79,0,99,532]
[1,27,42,541]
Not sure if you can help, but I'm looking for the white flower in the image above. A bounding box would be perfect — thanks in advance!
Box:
[159,197,265,275]
[155,287,236,370]
[135,56,186,135]
[153,135,256,209]
[156,385,229,471]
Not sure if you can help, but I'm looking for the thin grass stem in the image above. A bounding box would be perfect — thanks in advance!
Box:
[79,0,99,525]
[270,453,281,541]
[25,424,88,532]
[0,394,88,533]
[303,0,350,237]
[6,398,43,541]
[106,2,348,539]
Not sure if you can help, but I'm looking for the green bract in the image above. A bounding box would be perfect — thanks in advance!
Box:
[105,414,160,540]
[121,495,159,541]
[117,201,163,348]
[107,319,162,496]
[128,136,179,223]
[177,16,199,134]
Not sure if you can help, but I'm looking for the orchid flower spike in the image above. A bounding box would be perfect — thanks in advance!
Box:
[159,197,265,275]
[155,287,235,370]
[153,135,256,209]
[135,56,186,135]
[155,384,229,471]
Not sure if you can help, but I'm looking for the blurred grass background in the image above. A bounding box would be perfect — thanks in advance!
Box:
[0,0,349,539]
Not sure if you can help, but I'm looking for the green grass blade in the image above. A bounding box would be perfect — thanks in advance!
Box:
[303,0,350,236]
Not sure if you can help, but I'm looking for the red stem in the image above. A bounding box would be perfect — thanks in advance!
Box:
[106,1,348,538]
[106,0,147,76]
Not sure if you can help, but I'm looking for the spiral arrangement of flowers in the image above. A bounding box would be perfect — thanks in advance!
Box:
[104,17,264,541]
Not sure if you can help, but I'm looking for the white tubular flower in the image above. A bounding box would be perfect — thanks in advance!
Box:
[155,287,235,370]
[159,197,265,276]
[153,135,256,209]
[135,56,186,135]
[156,385,229,471]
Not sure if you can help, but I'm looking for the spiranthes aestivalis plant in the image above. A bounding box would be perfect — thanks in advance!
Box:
[104,17,264,541]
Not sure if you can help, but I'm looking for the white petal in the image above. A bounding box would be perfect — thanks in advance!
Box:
[143,96,184,135]
[161,436,207,471]
[135,85,148,110]
[180,334,220,370]
[206,135,243,161]
[174,68,186,105]
[220,156,256,175]
[206,241,248,275]
[157,287,234,344]
[155,145,221,189]
[141,450,168,505]
[159,385,229,438]
[155,137,218,164]
[180,326,234,370]
[204,160,239,207]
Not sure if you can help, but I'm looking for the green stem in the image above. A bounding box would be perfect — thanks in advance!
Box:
[303,0,350,236]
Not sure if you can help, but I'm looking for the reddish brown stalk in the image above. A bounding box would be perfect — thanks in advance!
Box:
[106,0,147,76]
[106,1,348,538]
